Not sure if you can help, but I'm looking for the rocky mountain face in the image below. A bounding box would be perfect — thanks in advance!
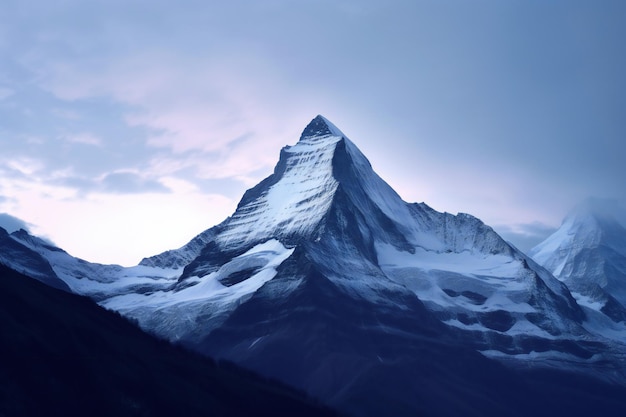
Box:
[2,116,626,416]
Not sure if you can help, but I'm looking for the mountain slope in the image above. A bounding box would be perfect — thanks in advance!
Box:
[0,263,337,417]
[8,228,179,301]
[198,247,626,417]
[0,226,70,292]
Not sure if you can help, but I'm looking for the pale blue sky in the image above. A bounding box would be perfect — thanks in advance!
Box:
[1,0,625,265]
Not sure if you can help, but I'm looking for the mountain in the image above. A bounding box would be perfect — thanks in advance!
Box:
[128,116,586,344]
[8,228,179,301]
[530,198,626,331]
[0,262,338,417]
[100,116,625,415]
[3,116,626,416]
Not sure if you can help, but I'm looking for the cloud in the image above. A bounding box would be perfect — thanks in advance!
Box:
[145,131,288,185]
[51,108,81,120]
[3,157,45,177]
[0,154,170,198]
[0,168,235,265]
[1,187,235,266]
[14,49,302,193]
[100,171,170,194]
[6,2,336,184]
[63,132,102,146]
[34,49,306,154]
[0,212,31,233]
[0,87,14,100]
[571,197,626,228]
[49,171,172,196]
[493,222,558,253]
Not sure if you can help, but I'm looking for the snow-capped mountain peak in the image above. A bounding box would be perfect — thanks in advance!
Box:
[530,198,626,325]
[531,198,626,268]
[216,117,345,249]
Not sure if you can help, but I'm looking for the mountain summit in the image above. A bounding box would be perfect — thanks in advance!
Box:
[300,114,345,139]
[212,115,347,250]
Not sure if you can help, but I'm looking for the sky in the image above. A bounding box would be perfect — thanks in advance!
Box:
[1,0,625,266]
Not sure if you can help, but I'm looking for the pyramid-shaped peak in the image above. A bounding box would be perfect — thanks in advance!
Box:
[530,197,626,267]
[300,115,345,140]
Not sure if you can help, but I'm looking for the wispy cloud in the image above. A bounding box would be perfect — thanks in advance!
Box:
[3,157,45,177]
[0,167,235,265]
[494,222,558,253]
[0,212,31,233]
[63,132,102,146]
[0,87,14,100]
[17,46,312,187]
[99,171,170,194]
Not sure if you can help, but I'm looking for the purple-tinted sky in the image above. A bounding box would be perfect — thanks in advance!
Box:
[1,0,625,265]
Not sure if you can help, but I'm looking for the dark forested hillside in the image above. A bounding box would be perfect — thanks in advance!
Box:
[0,263,337,417]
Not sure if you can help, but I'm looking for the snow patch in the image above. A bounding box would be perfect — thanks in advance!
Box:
[102,240,295,341]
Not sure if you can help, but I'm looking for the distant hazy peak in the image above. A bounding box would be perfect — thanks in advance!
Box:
[563,197,626,227]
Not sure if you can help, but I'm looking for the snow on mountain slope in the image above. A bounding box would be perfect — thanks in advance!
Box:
[376,231,591,351]
[216,119,343,249]
[530,198,626,336]
[0,227,70,292]
[8,229,178,300]
[102,239,294,341]
[139,228,217,269]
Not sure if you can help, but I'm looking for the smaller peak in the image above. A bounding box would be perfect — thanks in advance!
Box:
[299,115,345,141]
[10,228,31,238]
